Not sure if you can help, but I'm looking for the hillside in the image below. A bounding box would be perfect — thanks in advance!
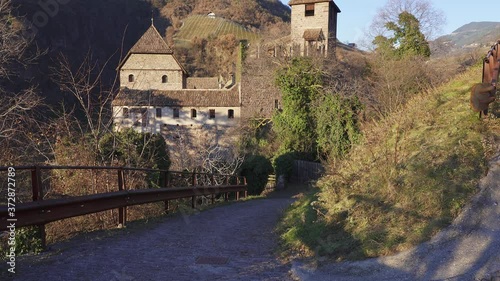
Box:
[174,15,261,47]
[278,65,499,260]
[9,0,290,105]
[431,22,500,56]
[160,0,290,30]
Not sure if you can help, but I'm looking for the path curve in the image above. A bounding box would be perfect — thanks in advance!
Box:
[292,149,500,281]
[8,198,295,281]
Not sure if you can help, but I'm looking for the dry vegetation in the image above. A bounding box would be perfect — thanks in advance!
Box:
[278,66,498,260]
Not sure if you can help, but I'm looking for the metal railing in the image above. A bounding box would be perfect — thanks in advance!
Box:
[0,165,247,247]
[482,40,500,86]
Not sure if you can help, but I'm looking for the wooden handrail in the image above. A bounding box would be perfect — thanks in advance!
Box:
[0,165,247,247]
[0,185,246,230]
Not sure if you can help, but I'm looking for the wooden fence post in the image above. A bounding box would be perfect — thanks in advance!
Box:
[191,171,197,208]
[163,171,169,214]
[243,177,248,198]
[224,175,229,201]
[210,174,216,204]
[235,176,240,201]
[117,168,127,228]
[31,166,46,249]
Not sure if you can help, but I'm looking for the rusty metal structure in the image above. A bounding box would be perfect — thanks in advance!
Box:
[472,40,500,117]
[482,40,500,86]
[0,166,247,248]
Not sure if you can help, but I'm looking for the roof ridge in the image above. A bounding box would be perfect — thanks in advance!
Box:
[129,24,173,54]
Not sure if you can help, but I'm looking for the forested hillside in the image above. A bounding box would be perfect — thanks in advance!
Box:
[9,0,290,104]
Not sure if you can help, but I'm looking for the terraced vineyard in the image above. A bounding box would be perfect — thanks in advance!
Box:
[174,15,260,47]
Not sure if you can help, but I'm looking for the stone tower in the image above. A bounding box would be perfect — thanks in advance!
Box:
[289,0,341,57]
[117,24,188,91]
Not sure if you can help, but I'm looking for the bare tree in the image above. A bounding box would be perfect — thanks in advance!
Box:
[51,53,117,143]
[367,0,445,44]
[0,0,44,163]
[200,144,244,176]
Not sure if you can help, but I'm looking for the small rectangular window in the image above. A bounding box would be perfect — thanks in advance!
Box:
[191,109,197,118]
[228,109,234,119]
[123,108,129,118]
[209,109,215,119]
[173,108,180,118]
[156,108,162,118]
[305,4,315,17]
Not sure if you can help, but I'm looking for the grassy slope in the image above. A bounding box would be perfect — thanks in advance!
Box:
[278,66,498,261]
[174,15,260,47]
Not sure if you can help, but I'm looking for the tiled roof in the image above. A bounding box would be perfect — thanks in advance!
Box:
[130,25,173,54]
[112,86,241,108]
[289,0,329,5]
[288,0,341,12]
[186,77,220,89]
[117,24,187,74]
[303,29,324,41]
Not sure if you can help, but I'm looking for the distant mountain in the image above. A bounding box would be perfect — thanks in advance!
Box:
[431,22,500,56]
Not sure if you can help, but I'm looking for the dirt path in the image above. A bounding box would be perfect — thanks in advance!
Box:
[6,198,295,281]
[292,150,500,281]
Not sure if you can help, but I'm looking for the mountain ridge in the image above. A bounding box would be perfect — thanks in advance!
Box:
[432,21,500,56]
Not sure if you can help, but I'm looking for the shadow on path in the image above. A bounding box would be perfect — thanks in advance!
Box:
[2,192,299,281]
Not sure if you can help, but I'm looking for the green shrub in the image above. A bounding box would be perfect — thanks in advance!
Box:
[1,226,43,259]
[99,129,170,187]
[239,155,273,195]
[99,129,170,170]
[272,151,296,181]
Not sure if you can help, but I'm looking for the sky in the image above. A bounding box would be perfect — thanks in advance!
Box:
[279,0,500,45]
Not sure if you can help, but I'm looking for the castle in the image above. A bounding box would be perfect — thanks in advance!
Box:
[111,0,340,133]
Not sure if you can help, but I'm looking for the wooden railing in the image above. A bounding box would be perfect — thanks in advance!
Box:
[0,166,247,247]
[482,40,500,86]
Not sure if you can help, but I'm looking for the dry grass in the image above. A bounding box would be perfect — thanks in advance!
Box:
[278,66,495,260]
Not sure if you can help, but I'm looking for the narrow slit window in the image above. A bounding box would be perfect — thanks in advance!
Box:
[209,109,216,119]
[173,108,180,118]
[191,109,197,118]
[162,75,168,83]
[305,4,315,17]
[228,109,234,119]
[128,74,134,82]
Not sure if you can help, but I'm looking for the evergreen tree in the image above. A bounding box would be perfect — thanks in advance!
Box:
[374,11,431,58]
[273,57,322,155]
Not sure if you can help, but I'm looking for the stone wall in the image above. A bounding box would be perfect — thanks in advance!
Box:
[120,54,185,90]
[240,57,282,119]
[113,105,241,133]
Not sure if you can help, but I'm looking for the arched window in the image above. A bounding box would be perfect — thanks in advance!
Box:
[162,75,168,83]
[128,74,134,82]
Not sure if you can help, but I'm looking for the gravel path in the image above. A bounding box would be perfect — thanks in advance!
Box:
[6,198,295,281]
[292,150,500,281]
